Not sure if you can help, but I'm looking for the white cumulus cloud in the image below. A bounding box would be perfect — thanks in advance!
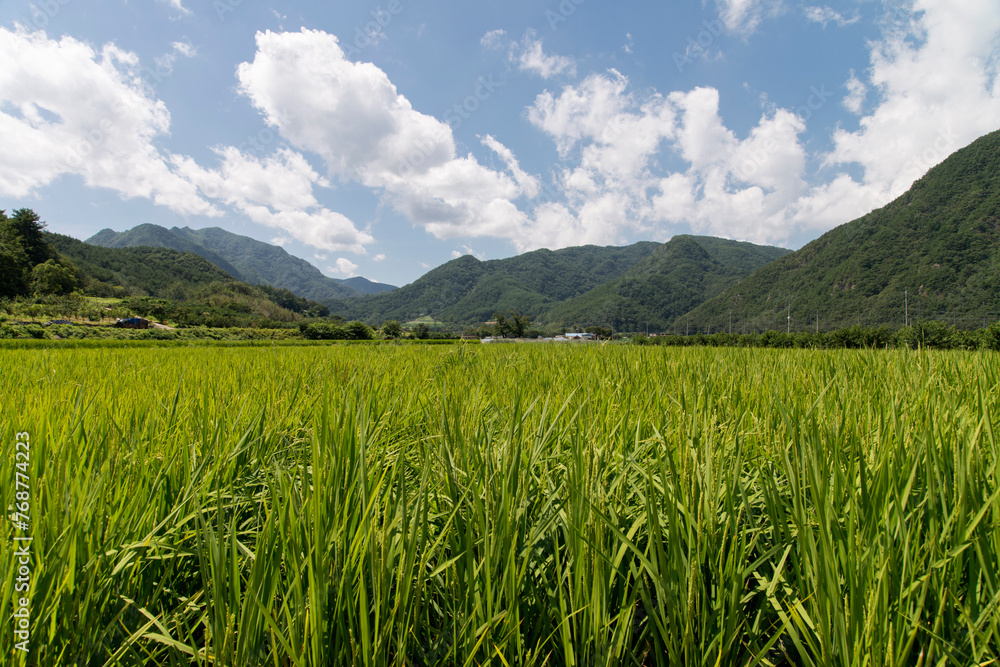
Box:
[170,147,373,253]
[159,0,191,15]
[480,29,576,79]
[0,27,215,215]
[236,29,539,245]
[516,37,576,78]
[520,0,1000,248]
[796,0,1000,229]
[0,27,373,254]
[331,258,359,277]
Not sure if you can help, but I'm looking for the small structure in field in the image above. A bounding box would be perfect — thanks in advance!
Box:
[114,317,151,329]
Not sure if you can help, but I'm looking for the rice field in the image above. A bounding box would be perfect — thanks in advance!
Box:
[1,343,999,666]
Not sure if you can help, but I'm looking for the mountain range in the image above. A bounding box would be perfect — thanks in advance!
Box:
[86,225,396,302]
[68,127,1000,332]
[328,237,790,329]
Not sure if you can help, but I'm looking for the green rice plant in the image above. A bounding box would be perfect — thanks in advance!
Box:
[0,345,998,665]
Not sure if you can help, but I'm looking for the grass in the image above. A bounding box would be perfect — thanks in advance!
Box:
[0,345,998,665]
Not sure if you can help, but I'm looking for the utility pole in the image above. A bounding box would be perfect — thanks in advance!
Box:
[905,288,908,327]
[816,311,820,334]
[787,301,791,334]
[729,310,732,334]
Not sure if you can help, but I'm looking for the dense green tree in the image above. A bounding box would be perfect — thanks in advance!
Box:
[30,259,79,295]
[0,241,28,299]
[345,321,374,340]
[5,209,53,266]
[0,208,63,298]
[412,323,430,340]
[491,310,533,338]
[492,312,510,338]
[381,320,403,338]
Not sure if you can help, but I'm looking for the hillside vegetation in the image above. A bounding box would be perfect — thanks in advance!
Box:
[49,232,237,300]
[686,128,1000,332]
[330,236,789,329]
[87,224,395,302]
[546,235,790,330]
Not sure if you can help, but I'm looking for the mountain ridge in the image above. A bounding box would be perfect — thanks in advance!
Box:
[330,236,791,327]
[86,224,396,302]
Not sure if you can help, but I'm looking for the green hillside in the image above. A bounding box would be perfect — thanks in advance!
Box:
[329,242,662,325]
[545,236,791,331]
[49,232,331,324]
[86,225,396,302]
[48,232,238,300]
[685,128,1000,332]
[87,224,246,280]
[169,226,376,300]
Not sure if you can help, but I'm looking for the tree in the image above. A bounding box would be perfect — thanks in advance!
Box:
[381,320,403,338]
[412,323,430,340]
[0,240,28,299]
[491,311,533,338]
[492,313,511,338]
[510,311,532,338]
[30,259,79,296]
[345,321,374,340]
[4,209,53,266]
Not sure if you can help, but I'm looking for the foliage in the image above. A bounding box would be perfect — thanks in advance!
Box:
[328,241,663,325]
[585,325,614,339]
[547,235,791,331]
[631,320,1000,351]
[2,345,999,665]
[3,208,54,266]
[687,128,1000,331]
[29,258,79,295]
[299,320,375,340]
[490,310,533,338]
[381,320,403,338]
[410,322,430,339]
[87,224,395,302]
[0,208,59,298]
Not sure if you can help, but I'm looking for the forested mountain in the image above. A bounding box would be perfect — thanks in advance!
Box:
[545,236,791,331]
[87,224,395,302]
[86,224,246,280]
[20,127,1000,334]
[49,232,331,323]
[685,128,1000,333]
[328,242,662,325]
[48,232,238,299]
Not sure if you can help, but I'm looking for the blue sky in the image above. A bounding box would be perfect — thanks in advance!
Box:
[1,0,998,287]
